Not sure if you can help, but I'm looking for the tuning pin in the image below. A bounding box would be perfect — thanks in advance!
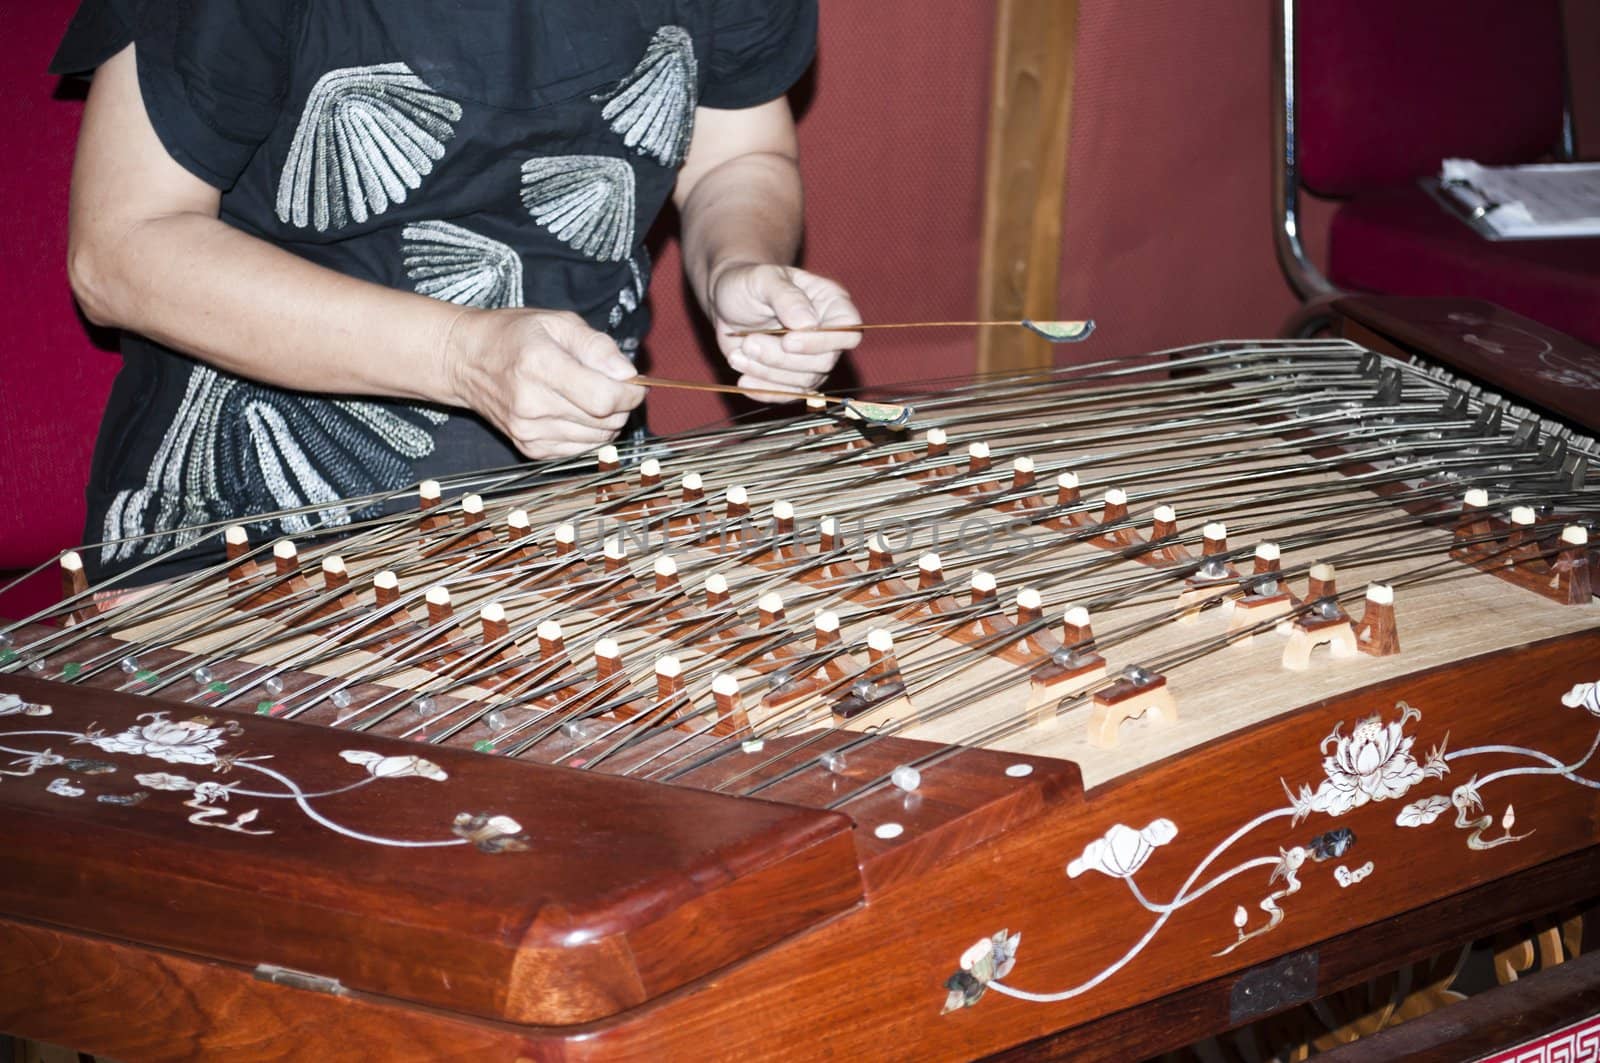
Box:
[759,591,786,627]
[654,555,681,594]
[866,628,900,681]
[1151,504,1178,541]
[681,471,705,507]
[771,500,796,539]
[321,554,350,594]
[1353,583,1400,656]
[1056,471,1081,508]
[1010,457,1036,492]
[868,532,896,572]
[603,534,628,573]
[418,479,447,531]
[424,585,453,628]
[704,572,731,611]
[537,620,567,662]
[224,525,254,582]
[594,637,623,685]
[59,550,88,601]
[1553,526,1593,604]
[711,672,750,736]
[1100,488,1129,526]
[418,478,442,513]
[1062,605,1094,650]
[479,601,509,645]
[1305,561,1339,604]
[373,570,401,609]
[654,655,684,707]
[1282,563,1358,669]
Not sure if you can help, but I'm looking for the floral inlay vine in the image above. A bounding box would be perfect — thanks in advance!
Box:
[940,682,1600,1012]
[0,706,529,853]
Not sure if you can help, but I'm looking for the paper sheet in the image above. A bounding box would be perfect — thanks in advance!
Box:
[1438,158,1600,238]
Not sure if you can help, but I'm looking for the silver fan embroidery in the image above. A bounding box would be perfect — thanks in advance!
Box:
[276,63,462,233]
[594,26,698,168]
[608,251,651,328]
[100,366,447,565]
[403,221,525,309]
[520,155,637,262]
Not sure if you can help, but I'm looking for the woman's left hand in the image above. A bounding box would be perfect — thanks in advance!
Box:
[708,263,862,401]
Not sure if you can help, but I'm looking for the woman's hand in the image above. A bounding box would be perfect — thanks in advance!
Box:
[708,263,862,401]
[444,309,646,459]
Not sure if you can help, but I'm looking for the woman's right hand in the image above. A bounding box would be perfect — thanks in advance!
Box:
[444,309,647,459]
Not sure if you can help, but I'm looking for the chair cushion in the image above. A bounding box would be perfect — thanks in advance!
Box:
[1297,0,1564,197]
[1328,184,1600,348]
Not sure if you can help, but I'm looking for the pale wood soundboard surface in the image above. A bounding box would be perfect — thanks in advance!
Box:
[104,368,1597,791]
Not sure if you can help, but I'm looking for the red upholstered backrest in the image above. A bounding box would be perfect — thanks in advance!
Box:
[1297,0,1566,197]
[0,2,119,610]
[643,2,992,433]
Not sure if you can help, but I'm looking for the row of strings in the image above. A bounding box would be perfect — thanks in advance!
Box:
[4,340,1597,814]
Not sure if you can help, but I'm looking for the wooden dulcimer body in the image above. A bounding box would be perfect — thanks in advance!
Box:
[1,336,1597,1060]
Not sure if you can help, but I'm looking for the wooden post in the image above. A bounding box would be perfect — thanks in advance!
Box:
[977,0,1079,375]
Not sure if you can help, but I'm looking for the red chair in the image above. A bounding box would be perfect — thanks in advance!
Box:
[1272,0,1600,342]
[0,1,119,620]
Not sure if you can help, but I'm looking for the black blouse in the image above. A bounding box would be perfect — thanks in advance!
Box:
[51,0,816,581]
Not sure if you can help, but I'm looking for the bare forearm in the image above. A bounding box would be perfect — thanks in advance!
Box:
[75,212,462,404]
[679,151,804,315]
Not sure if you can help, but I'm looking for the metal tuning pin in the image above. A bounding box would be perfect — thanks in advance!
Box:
[1282,562,1358,670]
